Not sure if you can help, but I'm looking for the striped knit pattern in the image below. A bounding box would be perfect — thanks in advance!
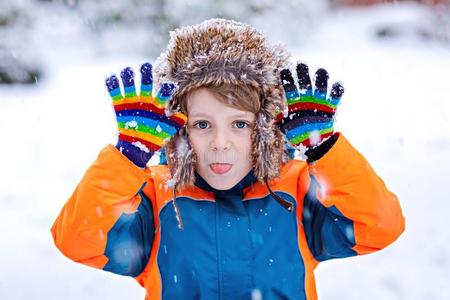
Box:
[276,65,343,149]
[106,63,187,167]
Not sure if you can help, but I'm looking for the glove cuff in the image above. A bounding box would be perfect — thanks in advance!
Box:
[305,132,339,163]
[115,139,156,168]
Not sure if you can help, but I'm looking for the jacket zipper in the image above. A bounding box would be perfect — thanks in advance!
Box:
[215,200,223,300]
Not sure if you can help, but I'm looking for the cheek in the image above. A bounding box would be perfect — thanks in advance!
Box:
[238,131,253,147]
[188,134,206,161]
[233,133,253,161]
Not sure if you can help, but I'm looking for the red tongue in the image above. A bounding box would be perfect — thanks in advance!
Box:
[210,163,232,174]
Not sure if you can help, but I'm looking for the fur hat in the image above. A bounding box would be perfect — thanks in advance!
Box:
[153,18,291,191]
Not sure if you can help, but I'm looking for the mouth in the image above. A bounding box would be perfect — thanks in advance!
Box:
[209,163,233,175]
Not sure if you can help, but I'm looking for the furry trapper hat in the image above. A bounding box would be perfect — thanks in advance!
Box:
[153,18,291,191]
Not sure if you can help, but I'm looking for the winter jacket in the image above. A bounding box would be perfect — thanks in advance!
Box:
[51,133,405,300]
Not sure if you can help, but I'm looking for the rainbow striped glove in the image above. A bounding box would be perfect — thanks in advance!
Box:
[106,63,187,168]
[276,63,344,158]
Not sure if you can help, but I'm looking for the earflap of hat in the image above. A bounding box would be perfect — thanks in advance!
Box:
[164,127,197,192]
[251,108,290,183]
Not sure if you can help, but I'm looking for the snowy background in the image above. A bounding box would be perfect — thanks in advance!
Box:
[1,0,450,299]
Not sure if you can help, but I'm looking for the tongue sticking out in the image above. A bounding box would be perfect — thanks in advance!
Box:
[210,163,232,175]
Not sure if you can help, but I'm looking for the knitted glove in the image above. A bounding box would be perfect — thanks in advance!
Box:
[275,63,344,159]
[106,62,187,168]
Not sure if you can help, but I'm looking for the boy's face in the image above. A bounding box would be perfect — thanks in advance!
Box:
[186,88,255,190]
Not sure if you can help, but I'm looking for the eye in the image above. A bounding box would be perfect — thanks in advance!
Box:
[234,121,250,129]
[194,121,210,129]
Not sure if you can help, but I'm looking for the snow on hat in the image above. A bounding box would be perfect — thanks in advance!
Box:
[153,18,291,191]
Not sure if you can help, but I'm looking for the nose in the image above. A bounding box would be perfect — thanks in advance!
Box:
[210,128,231,150]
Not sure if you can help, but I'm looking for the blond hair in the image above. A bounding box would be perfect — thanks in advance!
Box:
[176,83,262,115]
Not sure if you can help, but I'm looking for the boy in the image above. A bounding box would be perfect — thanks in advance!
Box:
[51,19,405,300]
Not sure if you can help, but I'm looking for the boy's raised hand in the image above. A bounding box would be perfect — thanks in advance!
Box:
[106,62,187,168]
[276,62,344,153]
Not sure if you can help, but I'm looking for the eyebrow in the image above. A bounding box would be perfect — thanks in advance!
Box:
[189,112,254,119]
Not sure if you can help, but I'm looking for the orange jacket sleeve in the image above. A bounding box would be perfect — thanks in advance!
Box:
[51,144,157,276]
[298,133,405,261]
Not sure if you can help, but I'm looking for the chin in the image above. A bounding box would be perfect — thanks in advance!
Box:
[207,178,237,191]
